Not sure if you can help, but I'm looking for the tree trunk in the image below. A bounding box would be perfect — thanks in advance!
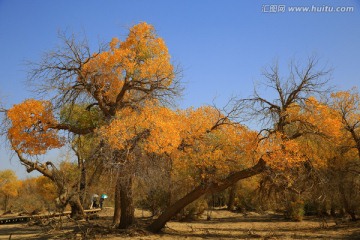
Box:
[119,175,134,229]
[147,158,266,233]
[78,158,87,207]
[339,184,357,221]
[57,185,85,220]
[113,179,121,225]
[149,182,207,232]
[113,169,135,229]
[330,203,336,217]
[15,149,86,218]
[227,183,238,211]
[3,195,9,212]
[69,195,85,219]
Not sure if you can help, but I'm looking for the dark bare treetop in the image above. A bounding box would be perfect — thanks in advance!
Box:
[239,57,332,136]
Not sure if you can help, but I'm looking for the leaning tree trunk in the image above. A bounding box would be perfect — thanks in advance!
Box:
[57,185,85,220]
[147,158,266,233]
[15,150,86,219]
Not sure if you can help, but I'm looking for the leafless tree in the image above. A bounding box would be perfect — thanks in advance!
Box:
[241,57,332,136]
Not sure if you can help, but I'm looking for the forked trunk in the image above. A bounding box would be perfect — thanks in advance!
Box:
[147,159,266,233]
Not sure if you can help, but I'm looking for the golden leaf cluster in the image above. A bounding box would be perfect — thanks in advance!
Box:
[99,104,258,181]
[0,170,22,198]
[7,99,64,155]
[81,22,174,105]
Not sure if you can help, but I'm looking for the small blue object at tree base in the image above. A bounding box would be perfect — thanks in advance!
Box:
[101,194,108,199]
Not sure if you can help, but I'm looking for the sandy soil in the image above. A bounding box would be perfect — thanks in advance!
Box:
[0,208,359,239]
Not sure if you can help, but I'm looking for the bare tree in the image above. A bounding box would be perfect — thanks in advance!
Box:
[242,57,332,135]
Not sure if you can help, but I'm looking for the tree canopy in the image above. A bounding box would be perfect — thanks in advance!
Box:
[3,22,360,231]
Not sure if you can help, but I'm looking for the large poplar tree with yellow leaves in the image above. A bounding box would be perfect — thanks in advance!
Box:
[7,22,180,226]
[6,21,353,232]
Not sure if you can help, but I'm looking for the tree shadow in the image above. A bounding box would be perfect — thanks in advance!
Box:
[162,230,269,239]
[162,214,359,240]
[345,230,360,240]
[0,224,51,240]
[163,226,350,240]
[196,213,290,224]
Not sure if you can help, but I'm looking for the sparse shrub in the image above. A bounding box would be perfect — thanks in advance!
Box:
[179,198,208,221]
[137,188,170,216]
[287,199,304,221]
[304,201,319,216]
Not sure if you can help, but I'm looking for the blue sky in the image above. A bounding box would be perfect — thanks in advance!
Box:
[1,0,360,178]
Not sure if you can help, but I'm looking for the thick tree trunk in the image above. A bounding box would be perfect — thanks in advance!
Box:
[69,195,85,219]
[113,179,121,225]
[339,184,357,221]
[78,159,87,207]
[113,170,135,229]
[150,182,207,232]
[147,159,266,233]
[57,185,86,220]
[119,175,134,229]
[227,183,238,211]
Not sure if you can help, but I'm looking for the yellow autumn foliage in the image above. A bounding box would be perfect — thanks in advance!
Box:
[35,176,57,202]
[81,22,174,106]
[0,170,21,198]
[7,99,64,155]
[99,103,259,181]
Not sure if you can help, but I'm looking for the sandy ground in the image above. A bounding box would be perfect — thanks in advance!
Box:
[0,208,359,239]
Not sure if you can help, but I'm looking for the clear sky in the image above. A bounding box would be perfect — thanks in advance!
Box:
[1,0,360,178]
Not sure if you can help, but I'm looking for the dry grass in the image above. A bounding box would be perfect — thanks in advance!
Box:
[0,208,359,239]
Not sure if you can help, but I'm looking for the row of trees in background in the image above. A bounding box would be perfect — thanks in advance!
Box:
[1,22,359,232]
[0,167,111,214]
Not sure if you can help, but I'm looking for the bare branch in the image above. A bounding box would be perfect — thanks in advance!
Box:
[240,57,332,134]
[14,149,54,180]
